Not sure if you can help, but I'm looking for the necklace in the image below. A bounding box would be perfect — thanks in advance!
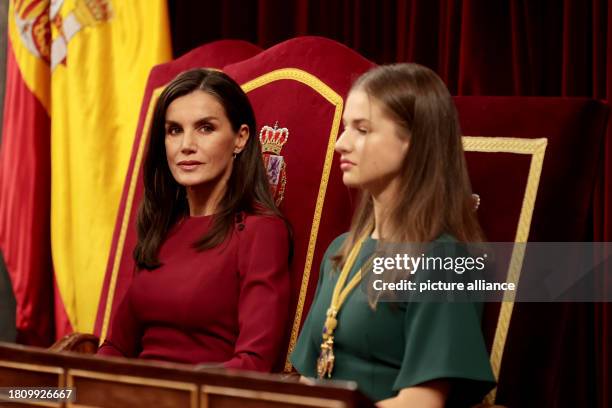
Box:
[316,233,370,379]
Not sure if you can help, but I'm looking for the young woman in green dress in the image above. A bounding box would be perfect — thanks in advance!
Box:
[291,64,495,407]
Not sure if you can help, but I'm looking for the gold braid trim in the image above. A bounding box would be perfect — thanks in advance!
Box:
[464,136,548,404]
[100,88,163,343]
[241,68,344,373]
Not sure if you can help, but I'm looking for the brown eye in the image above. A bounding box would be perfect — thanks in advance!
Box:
[199,124,214,133]
[166,126,181,136]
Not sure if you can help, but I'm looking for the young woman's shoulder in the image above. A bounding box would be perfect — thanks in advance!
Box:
[328,232,350,252]
[434,233,458,243]
[317,232,350,267]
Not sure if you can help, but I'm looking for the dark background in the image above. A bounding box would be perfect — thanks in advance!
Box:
[169,0,611,99]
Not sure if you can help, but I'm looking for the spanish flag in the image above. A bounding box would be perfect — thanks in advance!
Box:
[0,0,53,345]
[1,0,172,344]
[50,0,172,335]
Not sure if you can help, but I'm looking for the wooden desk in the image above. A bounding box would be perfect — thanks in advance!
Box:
[0,342,374,408]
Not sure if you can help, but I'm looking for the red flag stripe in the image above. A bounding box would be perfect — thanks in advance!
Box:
[0,40,54,345]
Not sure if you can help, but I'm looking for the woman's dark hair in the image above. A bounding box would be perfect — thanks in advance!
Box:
[333,63,484,279]
[133,68,287,270]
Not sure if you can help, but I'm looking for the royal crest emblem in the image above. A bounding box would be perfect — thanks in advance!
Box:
[13,0,113,68]
[49,0,113,70]
[13,0,52,63]
[259,121,289,206]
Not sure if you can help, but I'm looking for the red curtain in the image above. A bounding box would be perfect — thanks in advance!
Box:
[170,0,612,235]
[169,1,610,407]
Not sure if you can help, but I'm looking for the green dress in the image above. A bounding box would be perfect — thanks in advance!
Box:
[290,233,496,405]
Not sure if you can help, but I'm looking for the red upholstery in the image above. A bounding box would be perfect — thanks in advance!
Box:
[456,97,608,242]
[454,96,609,406]
[94,37,609,405]
[223,37,375,370]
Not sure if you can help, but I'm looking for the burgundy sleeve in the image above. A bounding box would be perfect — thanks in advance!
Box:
[223,216,290,372]
[97,288,142,358]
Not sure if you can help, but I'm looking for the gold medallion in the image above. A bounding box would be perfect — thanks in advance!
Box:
[315,232,371,380]
[317,337,335,379]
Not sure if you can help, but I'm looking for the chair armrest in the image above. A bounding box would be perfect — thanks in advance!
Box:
[49,333,99,354]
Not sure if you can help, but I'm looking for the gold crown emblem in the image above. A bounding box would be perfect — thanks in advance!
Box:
[259,122,289,155]
[75,0,113,27]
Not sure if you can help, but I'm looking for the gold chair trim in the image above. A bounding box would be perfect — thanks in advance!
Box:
[463,136,548,403]
[100,87,163,343]
[241,68,344,372]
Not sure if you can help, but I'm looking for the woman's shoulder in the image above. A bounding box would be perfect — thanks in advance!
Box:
[240,212,288,236]
[318,232,350,266]
[235,213,290,258]
[315,233,349,279]
[328,232,350,252]
[430,232,476,259]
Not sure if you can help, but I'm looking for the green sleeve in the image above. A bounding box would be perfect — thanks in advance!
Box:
[392,301,496,406]
[290,234,346,376]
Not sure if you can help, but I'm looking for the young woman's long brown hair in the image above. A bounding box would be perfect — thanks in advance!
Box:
[134,68,287,270]
[333,63,483,272]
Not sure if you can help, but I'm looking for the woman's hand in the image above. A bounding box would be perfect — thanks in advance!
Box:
[376,380,449,408]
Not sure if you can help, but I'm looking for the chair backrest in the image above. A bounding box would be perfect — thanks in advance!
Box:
[94,37,609,404]
[454,96,608,403]
[94,37,375,373]
[223,37,375,370]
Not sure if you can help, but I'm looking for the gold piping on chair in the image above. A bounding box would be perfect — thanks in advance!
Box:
[463,136,548,404]
[241,68,344,372]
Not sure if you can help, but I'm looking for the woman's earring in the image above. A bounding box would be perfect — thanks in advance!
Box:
[233,152,237,159]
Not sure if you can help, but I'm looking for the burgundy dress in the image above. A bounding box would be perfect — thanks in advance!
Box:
[97,213,290,372]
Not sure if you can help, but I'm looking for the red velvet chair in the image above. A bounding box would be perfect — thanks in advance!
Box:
[55,37,609,408]
[86,37,374,374]
[455,97,609,406]
[222,37,375,371]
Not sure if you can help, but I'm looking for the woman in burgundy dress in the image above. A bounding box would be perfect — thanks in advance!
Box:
[97,69,291,372]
